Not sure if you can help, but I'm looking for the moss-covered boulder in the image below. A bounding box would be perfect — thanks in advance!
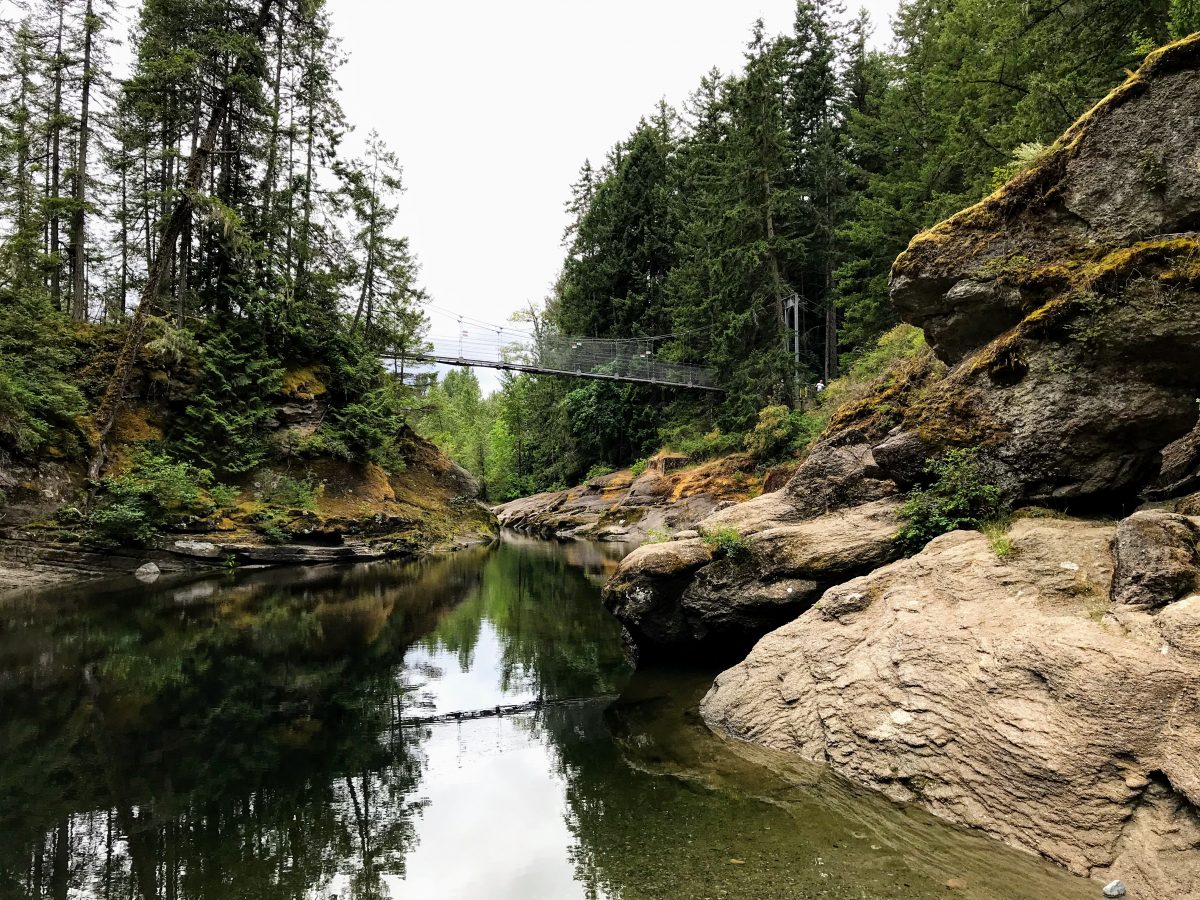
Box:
[876,34,1200,506]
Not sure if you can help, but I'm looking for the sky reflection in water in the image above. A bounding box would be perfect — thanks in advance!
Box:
[0,535,1097,900]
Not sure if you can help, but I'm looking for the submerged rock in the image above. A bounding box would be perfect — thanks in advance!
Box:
[702,517,1200,899]
[134,561,161,582]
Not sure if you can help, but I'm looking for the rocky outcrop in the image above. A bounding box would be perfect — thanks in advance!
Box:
[876,34,1200,505]
[595,35,1200,899]
[603,499,902,658]
[0,530,211,593]
[495,452,764,544]
[702,517,1200,899]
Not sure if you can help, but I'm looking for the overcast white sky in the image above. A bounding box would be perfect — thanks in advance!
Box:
[328,0,900,385]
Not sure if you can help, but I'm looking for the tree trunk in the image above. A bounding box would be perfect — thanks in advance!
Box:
[295,30,317,299]
[261,0,286,249]
[88,0,278,481]
[70,0,96,321]
[49,2,66,311]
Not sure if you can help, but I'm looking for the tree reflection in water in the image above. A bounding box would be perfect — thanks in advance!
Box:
[0,551,490,900]
[0,536,1098,900]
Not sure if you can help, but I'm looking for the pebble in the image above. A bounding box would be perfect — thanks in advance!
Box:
[1102,880,1126,898]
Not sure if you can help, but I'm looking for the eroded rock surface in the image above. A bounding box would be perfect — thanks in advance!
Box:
[1110,509,1200,607]
[702,517,1200,899]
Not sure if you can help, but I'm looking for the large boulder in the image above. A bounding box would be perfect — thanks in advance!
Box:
[603,499,902,658]
[1110,509,1200,607]
[873,35,1200,505]
[702,516,1200,899]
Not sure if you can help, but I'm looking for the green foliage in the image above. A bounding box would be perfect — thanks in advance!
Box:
[659,422,744,462]
[819,324,927,413]
[643,528,672,545]
[321,380,410,472]
[254,472,319,512]
[898,449,1006,554]
[0,289,86,455]
[701,526,749,559]
[991,141,1051,190]
[1170,0,1200,37]
[744,405,795,461]
[629,458,649,478]
[89,451,219,545]
[171,319,283,477]
[259,523,289,545]
[983,520,1014,558]
[209,483,239,508]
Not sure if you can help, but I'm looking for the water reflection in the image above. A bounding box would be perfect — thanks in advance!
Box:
[0,536,1096,900]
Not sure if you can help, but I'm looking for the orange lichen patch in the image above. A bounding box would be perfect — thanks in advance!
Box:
[907,382,1009,448]
[894,32,1200,281]
[360,462,397,504]
[666,453,761,504]
[280,366,328,401]
[969,236,1200,376]
[597,470,635,498]
[1084,235,1200,287]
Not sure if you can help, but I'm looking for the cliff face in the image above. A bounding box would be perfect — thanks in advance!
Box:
[883,34,1200,505]
[0,385,496,592]
[605,35,1200,898]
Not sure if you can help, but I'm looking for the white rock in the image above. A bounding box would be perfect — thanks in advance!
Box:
[134,562,161,583]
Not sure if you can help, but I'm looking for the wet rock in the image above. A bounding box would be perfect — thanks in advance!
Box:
[702,517,1200,899]
[172,540,222,560]
[1110,510,1200,608]
[134,562,161,583]
[602,539,713,648]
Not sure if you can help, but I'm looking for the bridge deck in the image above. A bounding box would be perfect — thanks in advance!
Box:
[391,353,724,392]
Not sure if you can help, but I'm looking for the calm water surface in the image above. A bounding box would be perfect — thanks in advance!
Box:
[0,533,1095,899]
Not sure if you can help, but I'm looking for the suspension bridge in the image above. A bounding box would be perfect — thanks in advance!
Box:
[387,308,723,392]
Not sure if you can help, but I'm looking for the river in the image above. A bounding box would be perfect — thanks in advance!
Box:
[0,532,1096,899]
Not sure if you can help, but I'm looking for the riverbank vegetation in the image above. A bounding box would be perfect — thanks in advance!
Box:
[427,0,1199,500]
[2,0,1198,517]
[0,0,442,536]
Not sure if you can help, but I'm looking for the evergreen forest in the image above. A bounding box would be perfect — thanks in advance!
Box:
[2,0,1199,505]
[413,0,1200,500]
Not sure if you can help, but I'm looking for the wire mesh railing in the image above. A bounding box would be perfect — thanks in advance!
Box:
[396,331,721,391]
